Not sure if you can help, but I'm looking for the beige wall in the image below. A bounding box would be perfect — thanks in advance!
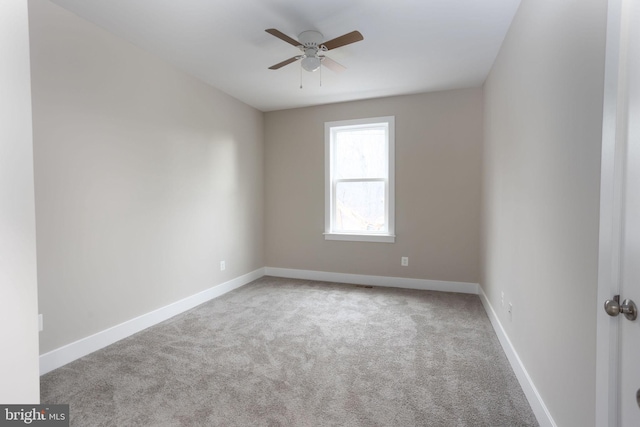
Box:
[265,89,482,284]
[481,0,607,426]
[0,0,40,403]
[30,0,264,354]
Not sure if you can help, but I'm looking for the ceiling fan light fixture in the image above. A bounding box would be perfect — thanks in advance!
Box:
[301,56,321,72]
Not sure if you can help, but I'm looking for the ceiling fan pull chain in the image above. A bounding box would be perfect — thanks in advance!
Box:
[319,64,322,87]
[300,62,303,89]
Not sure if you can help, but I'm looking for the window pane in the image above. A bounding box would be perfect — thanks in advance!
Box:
[335,128,386,179]
[335,181,385,232]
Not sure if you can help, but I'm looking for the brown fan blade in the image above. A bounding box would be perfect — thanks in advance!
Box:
[268,56,300,70]
[321,56,346,73]
[265,29,301,48]
[322,30,363,51]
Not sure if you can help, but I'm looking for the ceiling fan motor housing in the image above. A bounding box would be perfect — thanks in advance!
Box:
[297,31,323,72]
[298,30,324,47]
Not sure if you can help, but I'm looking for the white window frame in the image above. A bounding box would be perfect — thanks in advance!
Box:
[324,116,395,243]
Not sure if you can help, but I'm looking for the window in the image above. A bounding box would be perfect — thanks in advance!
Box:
[324,116,395,243]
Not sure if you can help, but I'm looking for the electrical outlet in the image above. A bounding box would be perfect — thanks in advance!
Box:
[220,261,226,271]
[508,302,513,320]
[38,314,43,332]
[401,257,409,266]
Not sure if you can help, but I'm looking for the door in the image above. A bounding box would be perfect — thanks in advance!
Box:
[619,0,640,423]
[597,0,640,425]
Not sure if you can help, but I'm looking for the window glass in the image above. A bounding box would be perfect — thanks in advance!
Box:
[334,128,386,179]
[335,181,385,232]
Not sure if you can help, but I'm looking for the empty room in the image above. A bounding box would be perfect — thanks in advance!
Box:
[3,0,635,425]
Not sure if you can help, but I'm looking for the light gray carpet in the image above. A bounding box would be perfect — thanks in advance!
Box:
[41,276,538,426]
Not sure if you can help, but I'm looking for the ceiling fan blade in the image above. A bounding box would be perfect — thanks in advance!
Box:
[321,56,346,73]
[322,30,363,51]
[265,29,301,48]
[268,56,300,70]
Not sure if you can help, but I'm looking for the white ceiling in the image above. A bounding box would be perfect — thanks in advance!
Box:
[49,0,521,112]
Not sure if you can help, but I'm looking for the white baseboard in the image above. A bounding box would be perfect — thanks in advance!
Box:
[265,267,479,294]
[39,268,265,375]
[478,286,557,427]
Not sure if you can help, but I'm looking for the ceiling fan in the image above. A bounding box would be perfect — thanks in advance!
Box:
[266,28,364,73]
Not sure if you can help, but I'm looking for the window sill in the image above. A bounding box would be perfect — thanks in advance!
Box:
[323,233,395,243]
